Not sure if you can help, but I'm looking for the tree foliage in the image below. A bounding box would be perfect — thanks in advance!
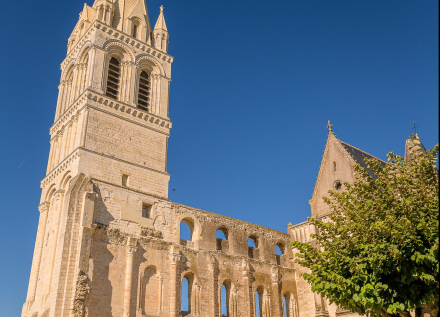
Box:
[292,136,439,317]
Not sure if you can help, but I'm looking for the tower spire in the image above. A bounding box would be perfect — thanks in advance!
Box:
[154,5,168,32]
[153,5,169,52]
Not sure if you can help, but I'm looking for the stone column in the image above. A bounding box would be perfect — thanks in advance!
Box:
[291,297,298,317]
[210,255,217,317]
[24,202,50,311]
[194,282,201,316]
[123,238,138,317]
[264,294,271,317]
[231,288,239,317]
[242,259,251,317]
[271,267,280,317]
[157,274,164,315]
[169,248,181,317]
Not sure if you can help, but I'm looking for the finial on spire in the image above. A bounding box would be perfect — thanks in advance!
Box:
[411,120,420,135]
[326,120,333,133]
[160,5,164,12]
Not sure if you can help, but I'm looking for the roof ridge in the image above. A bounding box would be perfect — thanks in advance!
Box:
[338,139,386,163]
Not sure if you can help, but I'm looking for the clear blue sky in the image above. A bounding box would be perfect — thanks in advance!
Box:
[0,0,438,315]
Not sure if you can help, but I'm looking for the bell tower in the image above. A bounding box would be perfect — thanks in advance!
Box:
[22,1,173,316]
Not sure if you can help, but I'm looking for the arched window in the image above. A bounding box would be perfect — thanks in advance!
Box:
[137,71,151,111]
[333,161,337,172]
[181,273,193,315]
[221,284,229,316]
[133,23,139,38]
[216,228,228,251]
[106,57,120,99]
[248,236,257,248]
[141,267,158,315]
[255,288,263,317]
[276,243,285,265]
[248,235,258,258]
[276,243,284,256]
[283,294,290,317]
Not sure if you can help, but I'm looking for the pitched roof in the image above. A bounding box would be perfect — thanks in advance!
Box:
[339,140,386,178]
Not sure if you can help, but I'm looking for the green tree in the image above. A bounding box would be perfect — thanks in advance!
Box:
[292,136,439,317]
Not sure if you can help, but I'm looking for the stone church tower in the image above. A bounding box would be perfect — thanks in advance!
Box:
[22,1,423,317]
[22,2,302,317]
[23,1,173,316]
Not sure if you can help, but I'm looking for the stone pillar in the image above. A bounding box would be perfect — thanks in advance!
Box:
[242,259,251,317]
[210,255,217,317]
[24,202,50,312]
[271,267,280,317]
[194,282,201,316]
[263,294,271,317]
[123,238,138,317]
[231,288,239,317]
[314,292,329,317]
[291,297,298,317]
[157,274,164,315]
[169,248,181,317]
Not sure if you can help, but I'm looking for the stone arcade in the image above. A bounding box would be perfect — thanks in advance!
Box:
[22,1,411,317]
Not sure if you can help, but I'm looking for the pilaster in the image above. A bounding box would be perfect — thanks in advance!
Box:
[169,247,181,317]
[123,237,138,317]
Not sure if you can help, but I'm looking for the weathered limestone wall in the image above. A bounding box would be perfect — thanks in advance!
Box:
[309,135,356,218]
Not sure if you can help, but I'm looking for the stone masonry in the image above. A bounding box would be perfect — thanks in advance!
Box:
[21,1,389,317]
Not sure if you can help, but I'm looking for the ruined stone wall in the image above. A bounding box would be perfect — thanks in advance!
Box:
[82,180,300,317]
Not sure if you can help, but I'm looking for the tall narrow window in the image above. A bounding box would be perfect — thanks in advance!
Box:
[106,57,120,99]
[133,23,139,38]
[137,71,151,111]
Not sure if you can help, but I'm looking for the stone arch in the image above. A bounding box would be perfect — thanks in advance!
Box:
[255,286,265,317]
[181,271,196,315]
[139,265,159,315]
[136,54,166,76]
[75,41,92,64]
[61,60,76,81]
[103,40,135,62]
[44,184,57,202]
[220,279,232,317]
[60,171,72,191]
[176,215,202,245]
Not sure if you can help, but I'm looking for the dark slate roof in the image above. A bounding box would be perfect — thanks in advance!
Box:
[339,141,386,178]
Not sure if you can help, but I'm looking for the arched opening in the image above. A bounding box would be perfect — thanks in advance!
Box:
[283,294,290,317]
[137,71,151,111]
[333,161,337,172]
[180,219,194,247]
[221,284,229,316]
[276,243,284,255]
[98,6,104,21]
[248,236,258,259]
[133,23,139,38]
[216,228,228,251]
[106,57,121,99]
[276,242,285,265]
[141,266,158,315]
[181,273,194,316]
[255,288,263,317]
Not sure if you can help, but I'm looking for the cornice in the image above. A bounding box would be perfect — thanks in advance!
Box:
[84,91,172,134]
[61,20,174,70]
[95,21,173,63]
[41,150,80,188]
[51,89,172,137]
